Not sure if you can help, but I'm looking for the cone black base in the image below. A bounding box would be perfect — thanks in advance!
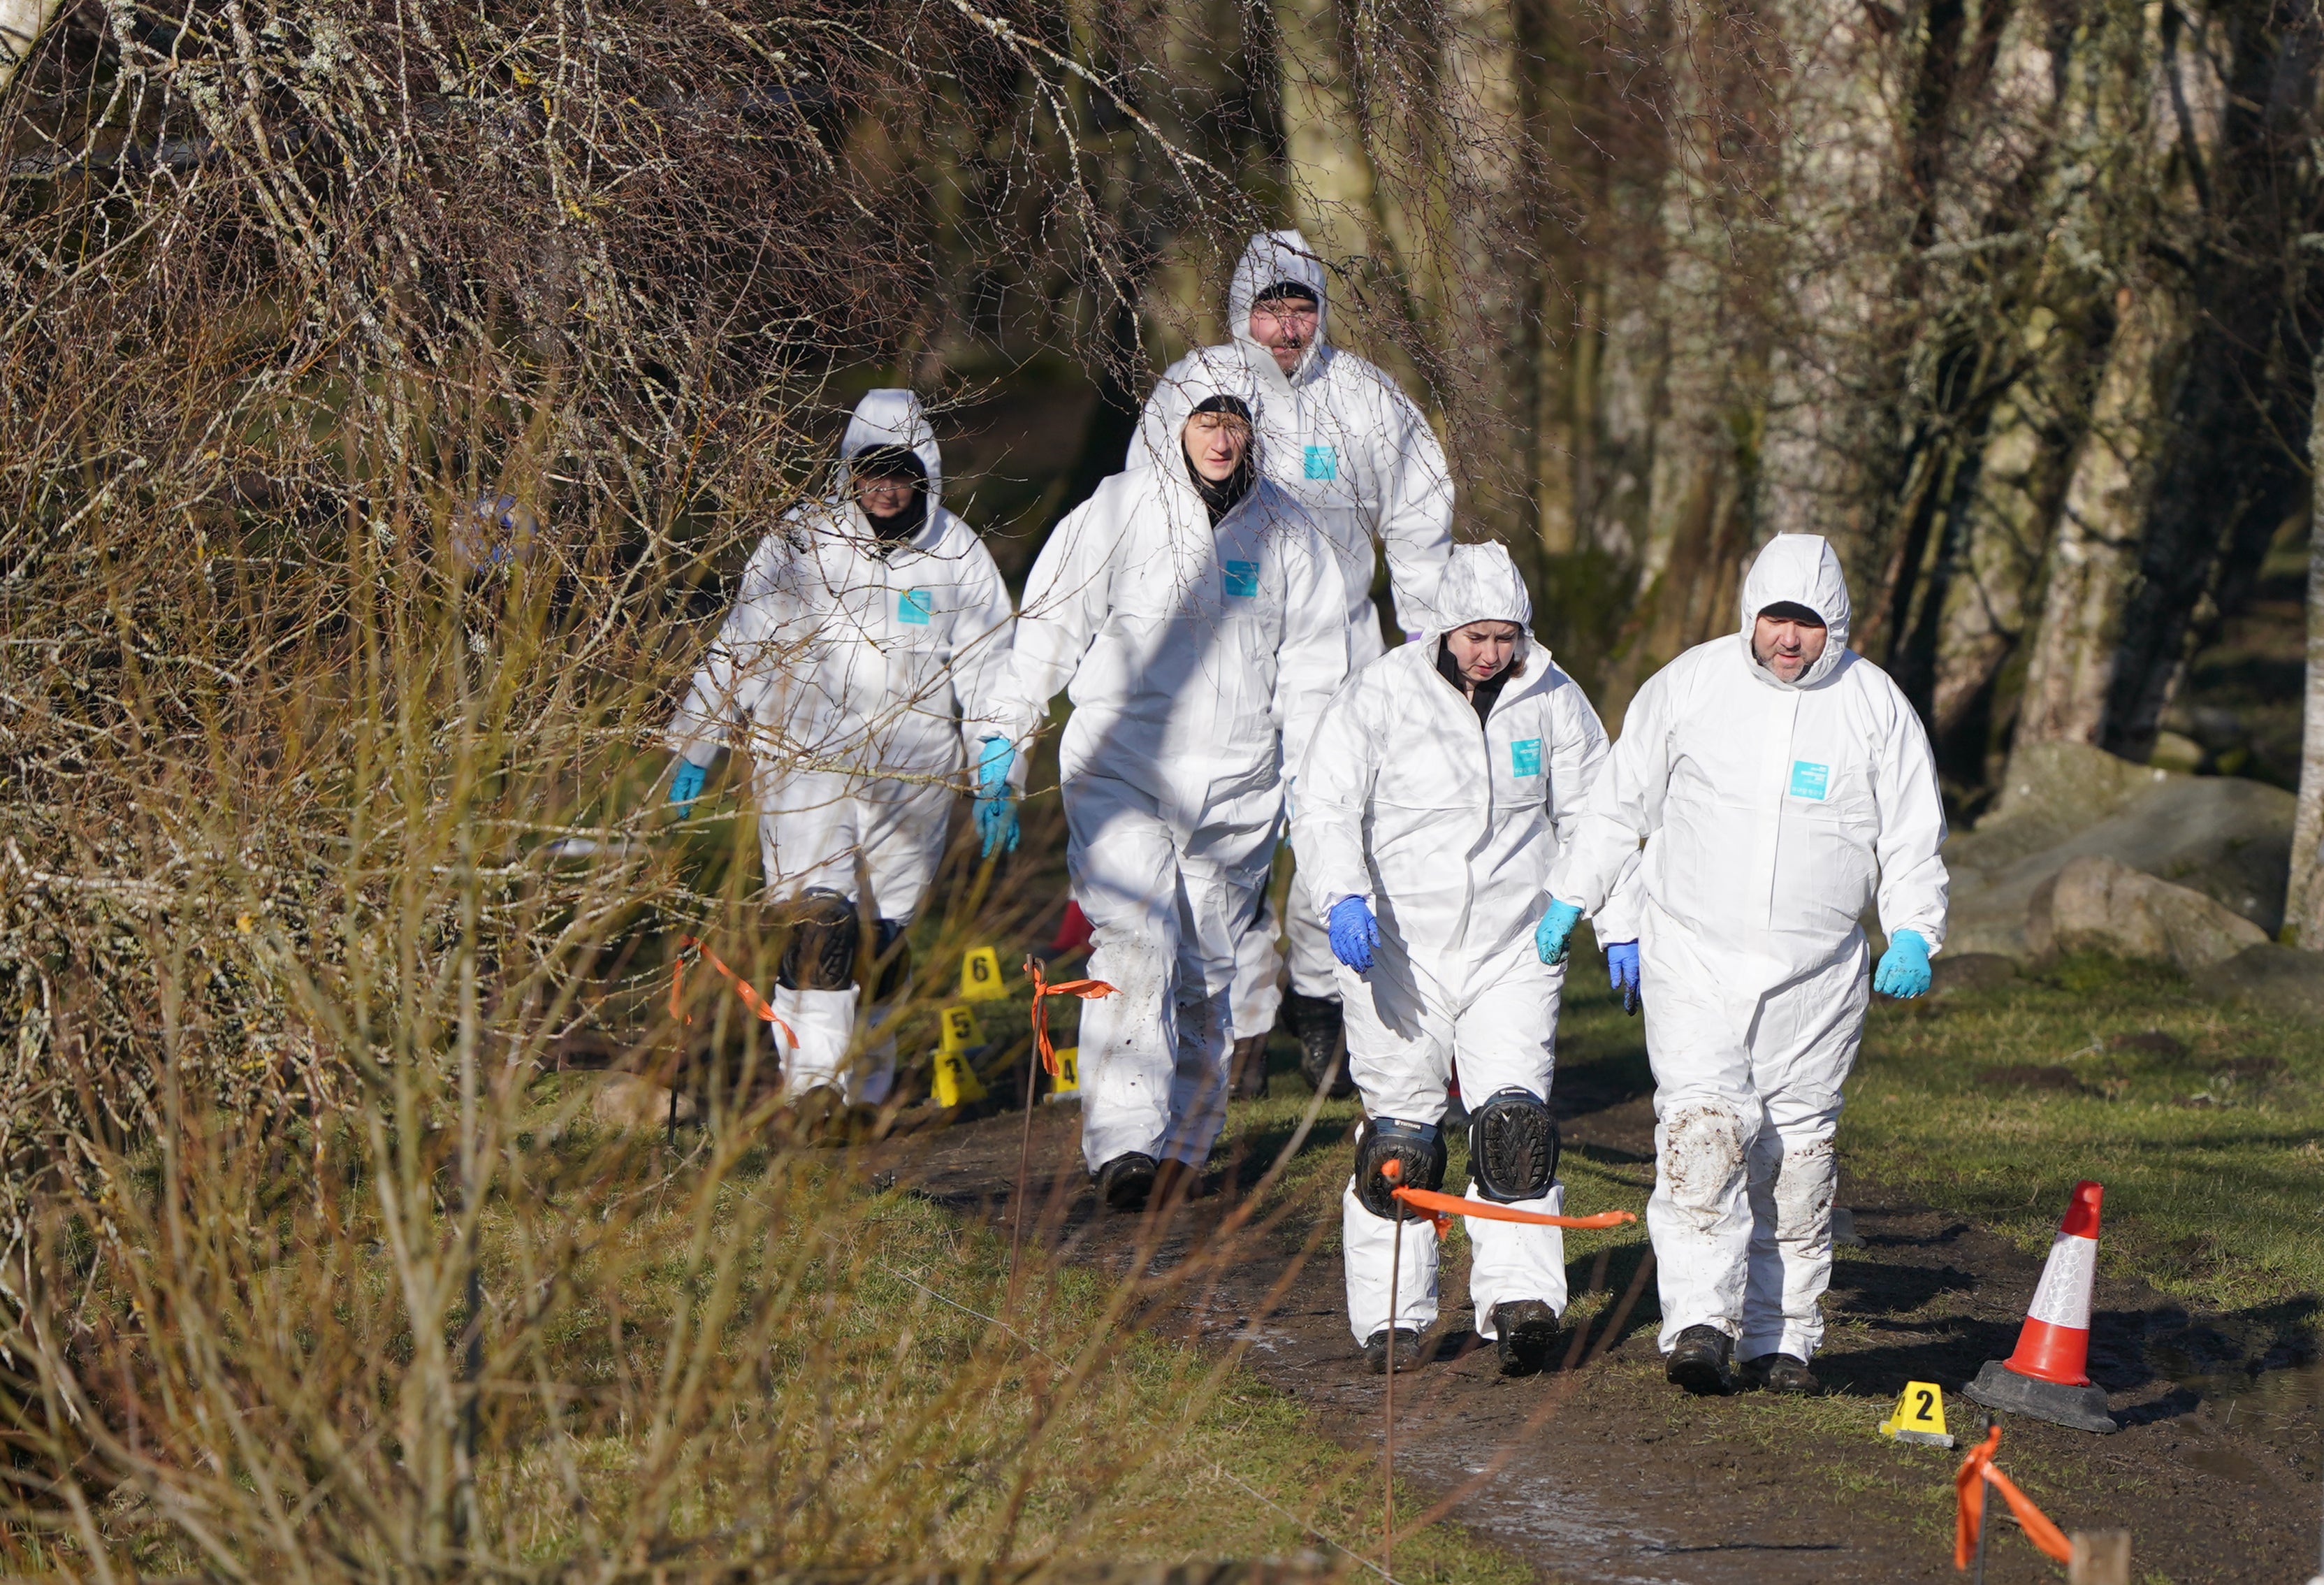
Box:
[1964,1360,2116,1434]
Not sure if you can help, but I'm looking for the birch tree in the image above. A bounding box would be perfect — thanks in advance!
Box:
[2289,360,2324,946]
[0,0,57,97]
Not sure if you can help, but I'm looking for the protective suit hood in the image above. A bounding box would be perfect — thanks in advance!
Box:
[1421,542,1535,665]
[1228,230,1330,388]
[1737,533,1850,690]
[836,388,944,519]
[1129,349,1264,486]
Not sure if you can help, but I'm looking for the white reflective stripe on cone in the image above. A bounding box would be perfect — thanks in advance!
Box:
[2025,1233,2097,1329]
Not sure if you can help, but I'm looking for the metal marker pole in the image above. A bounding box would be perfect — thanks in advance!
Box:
[1006,1004,1041,1307]
[1385,1197,1403,1585]
[1973,1429,1992,1585]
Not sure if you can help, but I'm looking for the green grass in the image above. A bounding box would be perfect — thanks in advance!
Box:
[1845,955,2324,1312]
[1546,948,2324,1315]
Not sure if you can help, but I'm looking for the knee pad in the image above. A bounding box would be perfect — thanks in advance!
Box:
[778,889,859,990]
[1353,1115,1446,1219]
[868,918,912,1003]
[1469,1087,1560,1203]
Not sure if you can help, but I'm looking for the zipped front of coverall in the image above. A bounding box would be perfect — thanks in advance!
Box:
[1414,659,1508,964]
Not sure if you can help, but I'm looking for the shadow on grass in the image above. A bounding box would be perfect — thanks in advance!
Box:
[1813,1288,2320,1428]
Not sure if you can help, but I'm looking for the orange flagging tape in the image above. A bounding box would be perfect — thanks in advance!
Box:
[1025,954,1114,1077]
[1954,1425,2072,1568]
[1390,1184,1639,1231]
[673,935,799,1049]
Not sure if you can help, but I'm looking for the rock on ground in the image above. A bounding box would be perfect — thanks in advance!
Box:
[1941,743,2293,957]
[2026,855,2269,971]
[2209,943,2324,1020]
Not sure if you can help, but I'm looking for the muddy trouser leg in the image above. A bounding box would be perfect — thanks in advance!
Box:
[848,778,955,1106]
[1336,953,1451,1344]
[1638,906,1758,1354]
[760,773,862,1101]
[1453,940,1569,1338]
[1342,1182,1440,1342]
[1064,774,1185,1173]
[1161,783,1280,1167]
[1738,938,1868,1363]
[1228,848,1286,1041]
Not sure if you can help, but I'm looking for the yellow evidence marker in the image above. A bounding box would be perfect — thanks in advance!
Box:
[959,946,1008,1001]
[1047,1045,1080,1101]
[931,1005,989,1108]
[1879,1381,1954,1447]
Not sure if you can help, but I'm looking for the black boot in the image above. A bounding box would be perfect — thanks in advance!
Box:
[1665,1324,1735,1396]
[1490,1300,1560,1377]
[1229,1034,1270,1099]
[1739,1352,1823,1395]
[1096,1152,1157,1213]
[1284,991,1352,1098]
[1151,1157,1208,1206]
[1363,1327,1423,1375]
[1443,1078,1470,1132]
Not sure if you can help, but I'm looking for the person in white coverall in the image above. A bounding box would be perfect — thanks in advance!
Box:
[1013,359,1351,1212]
[1291,544,1623,1376]
[664,389,1026,1113]
[1541,533,1947,1396]
[1135,231,1453,1101]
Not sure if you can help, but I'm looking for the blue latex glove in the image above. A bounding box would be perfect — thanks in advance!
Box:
[1606,940,1640,1004]
[669,758,706,816]
[974,736,1019,858]
[1534,899,1582,965]
[1328,896,1379,972]
[1875,928,1932,998]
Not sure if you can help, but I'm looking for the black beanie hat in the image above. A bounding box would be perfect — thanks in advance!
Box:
[850,444,927,484]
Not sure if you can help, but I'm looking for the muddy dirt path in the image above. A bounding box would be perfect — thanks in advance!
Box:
[878,1076,2322,1584]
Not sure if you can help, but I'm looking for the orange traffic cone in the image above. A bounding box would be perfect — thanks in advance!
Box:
[1965,1180,2116,1433]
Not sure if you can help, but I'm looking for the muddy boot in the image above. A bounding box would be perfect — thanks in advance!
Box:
[1151,1157,1210,1207]
[1096,1152,1156,1213]
[1229,1033,1270,1099]
[1665,1324,1736,1396]
[779,1084,849,1145]
[1490,1300,1560,1377]
[1364,1327,1422,1375]
[1739,1352,1823,1396]
[1284,991,1352,1098]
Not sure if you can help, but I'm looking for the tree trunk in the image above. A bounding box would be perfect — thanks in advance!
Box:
[1581,0,1766,721]
[1926,301,2103,760]
[2011,279,2191,750]
[2288,364,2324,946]
[0,0,58,96]
[1272,0,1377,263]
[1754,0,1908,570]
[2095,0,2323,760]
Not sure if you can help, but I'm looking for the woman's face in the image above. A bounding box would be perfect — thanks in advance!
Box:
[1445,621,1521,683]
[1182,410,1253,482]
[855,472,918,519]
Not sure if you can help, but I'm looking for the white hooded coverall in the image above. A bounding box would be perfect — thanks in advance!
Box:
[1136,231,1454,1038]
[1292,544,1627,1342]
[1013,359,1351,1172]
[666,389,1026,1103]
[1548,533,1948,1361]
